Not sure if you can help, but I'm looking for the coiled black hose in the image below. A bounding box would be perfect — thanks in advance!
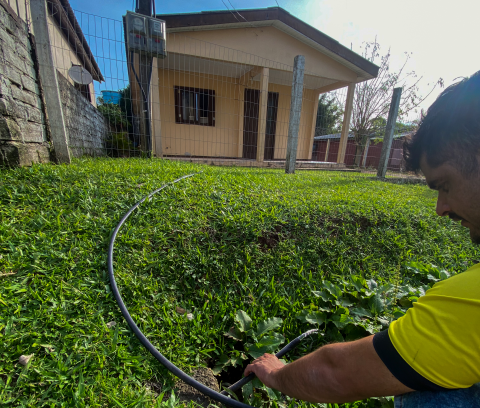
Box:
[107,173,319,408]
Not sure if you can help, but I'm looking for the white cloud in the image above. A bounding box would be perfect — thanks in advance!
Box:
[284,0,480,114]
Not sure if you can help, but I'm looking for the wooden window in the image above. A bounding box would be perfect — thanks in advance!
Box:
[74,83,92,103]
[174,86,215,126]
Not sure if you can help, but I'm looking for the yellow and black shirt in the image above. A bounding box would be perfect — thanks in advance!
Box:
[373,263,480,391]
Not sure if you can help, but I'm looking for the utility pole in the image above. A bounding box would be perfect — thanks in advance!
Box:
[285,55,305,174]
[135,0,153,156]
[377,87,402,178]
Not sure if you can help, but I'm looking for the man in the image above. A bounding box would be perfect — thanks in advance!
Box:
[245,71,480,407]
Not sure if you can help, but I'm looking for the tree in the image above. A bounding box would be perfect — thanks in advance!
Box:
[315,93,343,136]
[350,41,444,166]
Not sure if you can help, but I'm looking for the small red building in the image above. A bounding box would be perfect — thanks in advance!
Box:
[311,133,409,171]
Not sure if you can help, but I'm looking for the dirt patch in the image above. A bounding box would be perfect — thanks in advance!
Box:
[258,232,280,250]
[174,367,220,407]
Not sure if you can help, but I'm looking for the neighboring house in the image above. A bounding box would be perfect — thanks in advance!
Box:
[4,0,104,105]
[312,132,411,171]
[130,7,379,162]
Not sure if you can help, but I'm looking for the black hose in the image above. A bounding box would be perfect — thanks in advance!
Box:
[108,174,319,407]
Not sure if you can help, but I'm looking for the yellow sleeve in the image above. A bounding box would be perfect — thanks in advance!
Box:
[389,264,480,389]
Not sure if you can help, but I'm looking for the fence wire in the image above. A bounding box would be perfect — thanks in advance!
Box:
[22,0,424,178]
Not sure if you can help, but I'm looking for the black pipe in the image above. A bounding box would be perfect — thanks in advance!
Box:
[108,174,319,407]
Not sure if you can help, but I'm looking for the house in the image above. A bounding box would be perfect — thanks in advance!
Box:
[129,7,379,163]
[4,0,104,104]
[312,132,411,171]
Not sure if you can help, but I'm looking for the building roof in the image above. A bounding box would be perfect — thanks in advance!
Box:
[156,7,379,81]
[47,0,104,82]
[314,132,412,141]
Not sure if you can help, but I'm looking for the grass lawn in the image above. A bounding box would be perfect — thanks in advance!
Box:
[1,158,478,408]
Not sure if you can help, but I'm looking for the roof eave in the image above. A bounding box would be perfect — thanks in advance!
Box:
[156,7,379,80]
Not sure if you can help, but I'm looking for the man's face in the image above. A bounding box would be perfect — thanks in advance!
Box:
[420,155,480,244]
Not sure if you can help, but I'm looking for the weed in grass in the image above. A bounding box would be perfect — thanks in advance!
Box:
[0,158,478,407]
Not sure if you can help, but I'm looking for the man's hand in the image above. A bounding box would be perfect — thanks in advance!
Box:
[244,353,285,389]
[241,336,412,403]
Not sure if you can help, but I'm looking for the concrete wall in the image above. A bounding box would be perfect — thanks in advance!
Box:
[57,71,108,157]
[0,2,50,166]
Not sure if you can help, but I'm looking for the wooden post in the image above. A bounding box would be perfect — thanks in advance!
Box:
[361,138,370,168]
[337,83,355,164]
[307,89,321,160]
[377,87,402,178]
[30,0,70,164]
[256,67,269,162]
[285,55,305,174]
[324,138,331,162]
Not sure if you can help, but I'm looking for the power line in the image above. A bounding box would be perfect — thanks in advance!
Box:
[225,0,261,35]
[221,0,241,23]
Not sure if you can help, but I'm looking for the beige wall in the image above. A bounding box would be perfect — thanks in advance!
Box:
[167,27,357,83]
[155,69,242,157]
[47,13,96,105]
[150,68,316,160]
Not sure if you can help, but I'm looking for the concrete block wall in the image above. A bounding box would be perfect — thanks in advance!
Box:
[57,71,109,157]
[0,3,50,166]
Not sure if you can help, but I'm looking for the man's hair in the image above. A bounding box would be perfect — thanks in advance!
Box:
[404,70,480,175]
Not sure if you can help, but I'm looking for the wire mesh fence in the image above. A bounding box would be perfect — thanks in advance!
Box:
[17,0,423,178]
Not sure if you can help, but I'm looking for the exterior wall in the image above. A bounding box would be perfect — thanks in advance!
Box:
[154,68,315,160]
[157,68,241,157]
[47,12,96,105]
[57,71,108,157]
[167,27,358,82]
[0,2,50,166]
[268,84,315,160]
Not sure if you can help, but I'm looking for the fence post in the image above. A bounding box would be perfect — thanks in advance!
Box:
[285,55,305,174]
[30,0,70,164]
[377,87,402,178]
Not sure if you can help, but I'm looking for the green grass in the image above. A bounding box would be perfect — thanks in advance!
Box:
[0,158,478,407]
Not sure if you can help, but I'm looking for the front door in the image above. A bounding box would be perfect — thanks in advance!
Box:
[242,89,279,160]
[264,92,279,160]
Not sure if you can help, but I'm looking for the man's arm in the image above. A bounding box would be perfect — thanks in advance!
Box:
[244,335,413,403]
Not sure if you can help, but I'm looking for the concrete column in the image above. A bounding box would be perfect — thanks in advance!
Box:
[30,0,70,164]
[285,55,305,174]
[377,87,402,178]
[151,57,163,157]
[361,137,370,168]
[307,89,321,160]
[336,83,355,164]
[237,84,245,158]
[256,67,269,162]
[324,138,331,162]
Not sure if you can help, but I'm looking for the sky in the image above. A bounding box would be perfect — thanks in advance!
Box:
[70,0,480,115]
